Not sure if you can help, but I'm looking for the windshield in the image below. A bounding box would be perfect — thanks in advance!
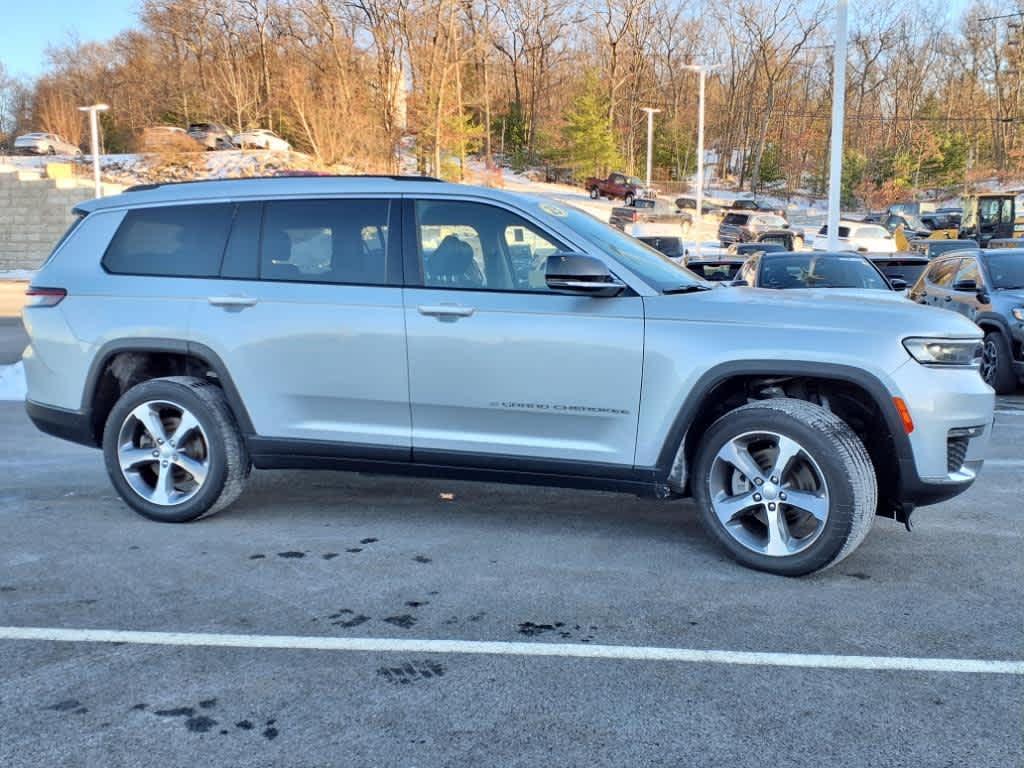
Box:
[760,254,888,290]
[638,237,684,258]
[984,251,1024,289]
[553,204,705,291]
[854,226,890,240]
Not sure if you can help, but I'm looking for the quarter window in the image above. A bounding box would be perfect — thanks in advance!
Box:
[260,199,389,284]
[103,203,234,277]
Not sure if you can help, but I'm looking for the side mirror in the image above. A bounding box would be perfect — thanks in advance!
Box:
[952,279,977,292]
[889,278,908,291]
[545,253,625,297]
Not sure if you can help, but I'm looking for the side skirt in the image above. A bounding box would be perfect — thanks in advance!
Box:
[246,438,675,499]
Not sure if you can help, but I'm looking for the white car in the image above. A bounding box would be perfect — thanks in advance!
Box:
[13,132,81,156]
[232,129,291,152]
[812,221,897,254]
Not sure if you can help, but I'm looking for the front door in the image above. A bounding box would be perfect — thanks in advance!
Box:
[402,198,645,469]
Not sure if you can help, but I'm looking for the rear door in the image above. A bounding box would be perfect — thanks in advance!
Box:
[401,197,644,469]
[188,196,411,452]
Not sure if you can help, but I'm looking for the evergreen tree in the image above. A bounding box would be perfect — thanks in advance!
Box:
[563,73,620,179]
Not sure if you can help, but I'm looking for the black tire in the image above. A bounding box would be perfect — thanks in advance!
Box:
[981,331,1017,395]
[691,398,877,576]
[102,376,250,523]
[624,193,635,206]
[589,187,600,199]
[46,146,56,155]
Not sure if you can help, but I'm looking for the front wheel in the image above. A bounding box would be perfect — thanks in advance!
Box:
[691,398,877,576]
[981,332,1017,394]
[624,193,635,206]
[102,376,250,522]
[589,187,600,199]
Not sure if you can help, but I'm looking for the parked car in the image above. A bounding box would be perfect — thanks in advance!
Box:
[636,235,686,262]
[187,122,236,150]
[868,255,930,293]
[233,128,291,152]
[141,126,200,153]
[585,172,652,205]
[610,199,691,235]
[733,250,907,293]
[812,221,897,254]
[879,211,931,240]
[908,239,979,259]
[729,198,787,218]
[13,132,81,156]
[675,196,727,217]
[23,177,993,575]
[988,238,1024,250]
[718,211,798,248]
[921,208,961,232]
[727,242,788,258]
[959,191,1024,246]
[908,248,1024,393]
[684,256,746,283]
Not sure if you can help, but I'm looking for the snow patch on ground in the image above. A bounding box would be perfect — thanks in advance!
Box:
[0,361,26,401]
[0,270,35,281]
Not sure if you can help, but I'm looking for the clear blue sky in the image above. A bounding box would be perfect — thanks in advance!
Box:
[2,0,139,78]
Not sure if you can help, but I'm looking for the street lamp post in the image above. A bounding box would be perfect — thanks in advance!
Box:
[640,107,661,191]
[825,1,849,251]
[681,64,719,241]
[77,103,109,198]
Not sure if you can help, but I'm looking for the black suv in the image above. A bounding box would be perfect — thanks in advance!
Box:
[909,249,1024,393]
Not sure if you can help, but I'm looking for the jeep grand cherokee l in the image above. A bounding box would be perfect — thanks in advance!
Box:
[22,176,994,576]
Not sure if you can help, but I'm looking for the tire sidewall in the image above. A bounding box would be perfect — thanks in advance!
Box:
[692,406,858,576]
[984,332,1016,394]
[102,380,230,523]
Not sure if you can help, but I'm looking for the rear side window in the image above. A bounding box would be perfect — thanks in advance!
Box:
[723,213,748,226]
[260,199,390,284]
[103,203,234,277]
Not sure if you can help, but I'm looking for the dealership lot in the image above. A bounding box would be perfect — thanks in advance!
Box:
[0,397,1021,767]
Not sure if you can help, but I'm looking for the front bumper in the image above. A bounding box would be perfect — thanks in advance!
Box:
[887,358,994,511]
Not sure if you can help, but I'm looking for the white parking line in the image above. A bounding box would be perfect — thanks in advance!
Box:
[1,626,1021,675]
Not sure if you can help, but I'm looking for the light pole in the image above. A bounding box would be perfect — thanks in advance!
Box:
[77,103,109,198]
[681,64,719,240]
[640,107,661,191]
[825,1,848,251]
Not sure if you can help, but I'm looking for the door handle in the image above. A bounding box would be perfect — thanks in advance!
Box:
[417,305,475,318]
[208,296,258,308]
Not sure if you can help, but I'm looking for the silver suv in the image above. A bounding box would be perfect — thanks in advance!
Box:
[22,177,994,575]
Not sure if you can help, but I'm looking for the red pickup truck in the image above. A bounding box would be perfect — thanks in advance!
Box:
[585,172,653,205]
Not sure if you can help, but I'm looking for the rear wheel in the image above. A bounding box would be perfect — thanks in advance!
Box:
[589,187,600,199]
[624,193,635,206]
[102,376,250,522]
[692,398,877,576]
[981,331,1017,394]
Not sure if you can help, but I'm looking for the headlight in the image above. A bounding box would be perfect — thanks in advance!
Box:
[903,338,982,367]
[1013,307,1024,322]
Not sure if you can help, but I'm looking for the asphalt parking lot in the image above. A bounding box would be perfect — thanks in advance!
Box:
[1,396,1022,767]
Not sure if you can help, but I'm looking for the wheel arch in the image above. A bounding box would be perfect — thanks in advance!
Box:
[82,338,255,445]
[654,360,913,519]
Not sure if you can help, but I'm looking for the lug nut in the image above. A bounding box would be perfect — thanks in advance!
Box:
[754,478,763,486]
[169,440,175,448]
[173,454,179,461]
[157,438,164,445]
[768,502,776,511]
[151,450,159,458]
[753,493,762,502]
[779,492,787,501]
[770,476,778,483]
[161,460,168,467]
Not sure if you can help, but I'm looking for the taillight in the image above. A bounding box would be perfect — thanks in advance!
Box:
[25,287,67,308]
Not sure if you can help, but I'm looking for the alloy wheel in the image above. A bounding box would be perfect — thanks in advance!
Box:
[116,400,210,506]
[708,430,830,557]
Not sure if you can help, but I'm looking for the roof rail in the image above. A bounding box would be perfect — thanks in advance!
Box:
[124,174,443,193]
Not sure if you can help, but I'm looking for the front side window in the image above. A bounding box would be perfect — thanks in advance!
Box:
[928,259,961,287]
[415,200,566,292]
[103,203,234,277]
[954,258,981,287]
[260,199,389,284]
